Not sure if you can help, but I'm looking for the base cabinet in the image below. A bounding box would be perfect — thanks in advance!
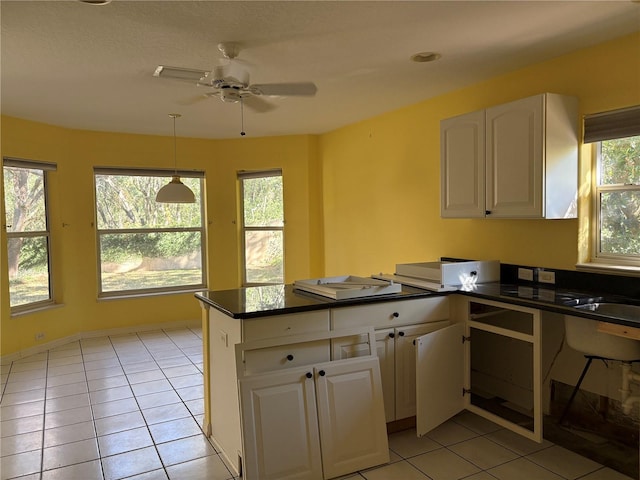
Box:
[415,298,542,443]
[330,297,450,422]
[239,356,389,480]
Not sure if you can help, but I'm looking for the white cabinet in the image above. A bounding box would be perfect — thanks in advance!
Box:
[415,298,543,443]
[331,297,450,422]
[331,329,395,422]
[206,308,331,476]
[238,366,323,480]
[395,321,449,419]
[441,93,578,219]
[440,110,486,217]
[238,330,389,480]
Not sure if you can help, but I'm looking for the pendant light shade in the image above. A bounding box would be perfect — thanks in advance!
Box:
[156,175,195,203]
[156,113,196,204]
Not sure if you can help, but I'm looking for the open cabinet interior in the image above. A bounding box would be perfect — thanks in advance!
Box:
[416,298,542,443]
[469,302,535,432]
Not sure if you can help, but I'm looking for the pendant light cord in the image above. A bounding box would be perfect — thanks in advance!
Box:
[240,98,246,136]
[169,113,181,175]
[172,114,177,174]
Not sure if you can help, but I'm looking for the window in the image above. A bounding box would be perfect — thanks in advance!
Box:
[94,168,205,296]
[3,158,56,311]
[239,170,284,285]
[585,106,640,267]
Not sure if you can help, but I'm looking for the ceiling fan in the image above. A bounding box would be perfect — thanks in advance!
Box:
[153,43,317,113]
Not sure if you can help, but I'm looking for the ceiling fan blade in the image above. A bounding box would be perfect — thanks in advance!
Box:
[249,82,317,97]
[153,65,209,82]
[242,95,276,113]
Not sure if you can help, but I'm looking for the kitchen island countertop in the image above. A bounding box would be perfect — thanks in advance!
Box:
[195,281,639,328]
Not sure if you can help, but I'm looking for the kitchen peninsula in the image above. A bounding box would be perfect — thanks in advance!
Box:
[195,265,640,479]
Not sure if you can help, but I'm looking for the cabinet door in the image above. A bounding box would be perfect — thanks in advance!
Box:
[485,95,543,218]
[415,323,465,437]
[314,357,390,479]
[441,110,486,218]
[395,321,450,420]
[239,367,323,480]
[331,329,396,422]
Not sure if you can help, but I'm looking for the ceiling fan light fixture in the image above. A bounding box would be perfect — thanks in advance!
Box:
[411,52,442,63]
[156,113,196,204]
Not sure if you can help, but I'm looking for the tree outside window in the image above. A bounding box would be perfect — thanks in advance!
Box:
[240,171,284,285]
[596,135,640,264]
[3,159,55,310]
[94,170,205,296]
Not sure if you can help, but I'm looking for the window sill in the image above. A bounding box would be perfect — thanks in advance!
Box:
[576,262,640,278]
[97,287,206,302]
[11,302,64,318]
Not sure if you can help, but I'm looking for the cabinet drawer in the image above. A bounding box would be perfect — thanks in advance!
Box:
[243,310,330,342]
[331,297,449,330]
[243,340,331,374]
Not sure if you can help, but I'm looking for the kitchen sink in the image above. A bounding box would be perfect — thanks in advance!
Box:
[574,303,640,321]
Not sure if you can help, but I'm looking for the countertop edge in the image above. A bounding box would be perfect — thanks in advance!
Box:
[195,285,638,328]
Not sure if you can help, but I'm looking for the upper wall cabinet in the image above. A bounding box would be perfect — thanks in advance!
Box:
[440,93,579,219]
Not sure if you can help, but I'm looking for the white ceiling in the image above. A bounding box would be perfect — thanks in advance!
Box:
[1,1,639,140]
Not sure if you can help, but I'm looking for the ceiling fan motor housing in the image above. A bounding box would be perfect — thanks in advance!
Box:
[219,86,244,103]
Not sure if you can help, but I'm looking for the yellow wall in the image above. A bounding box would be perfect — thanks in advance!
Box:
[1,119,322,355]
[2,32,638,356]
[320,32,640,276]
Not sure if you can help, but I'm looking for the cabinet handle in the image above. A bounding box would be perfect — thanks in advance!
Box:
[392,312,400,318]
[306,372,313,379]
[398,331,405,337]
[319,370,326,376]
[485,210,491,215]
[413,339,416,346]
[286,354,294,361]
[388,332,395,339]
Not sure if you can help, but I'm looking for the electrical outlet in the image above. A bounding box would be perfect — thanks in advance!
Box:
[35,332,45,341]
[518,268,534,281]
[538,270,556,284]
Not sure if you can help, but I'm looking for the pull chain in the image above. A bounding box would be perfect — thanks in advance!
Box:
[240,98,246,136]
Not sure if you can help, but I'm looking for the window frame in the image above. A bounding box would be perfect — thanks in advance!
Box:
[239,169,285,286]
[94,167,206,298]
[3,157,56,313]
[591,140,640,268]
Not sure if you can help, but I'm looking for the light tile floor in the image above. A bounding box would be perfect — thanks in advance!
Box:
[1,327,635,480]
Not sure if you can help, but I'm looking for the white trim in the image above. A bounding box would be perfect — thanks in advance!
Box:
[0,319,201,364]
[576,262,640,277]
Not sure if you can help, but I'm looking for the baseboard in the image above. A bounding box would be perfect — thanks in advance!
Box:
[1,318,201,364]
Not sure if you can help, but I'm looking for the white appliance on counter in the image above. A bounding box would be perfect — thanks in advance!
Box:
[293,275,402,300]
[373,259,500,292]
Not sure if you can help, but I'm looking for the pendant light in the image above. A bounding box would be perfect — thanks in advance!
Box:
[156,113,195,204]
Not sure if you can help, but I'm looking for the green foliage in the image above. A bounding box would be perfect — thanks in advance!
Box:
[17,237,48,270]
[96,174,203,261]
[242,175,284,227]
[599,136,640,257]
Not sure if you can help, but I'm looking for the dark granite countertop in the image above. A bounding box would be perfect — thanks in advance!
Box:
[195,284,443,319]
[195,281,640,328]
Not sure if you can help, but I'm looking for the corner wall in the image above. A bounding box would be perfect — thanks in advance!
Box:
[319,32,640,276]
[1,119,322,356]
